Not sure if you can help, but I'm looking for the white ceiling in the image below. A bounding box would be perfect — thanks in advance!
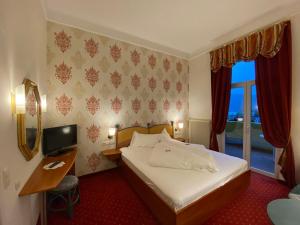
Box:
[43,0,300,58]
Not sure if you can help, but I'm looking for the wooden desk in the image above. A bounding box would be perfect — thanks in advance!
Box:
[19,149,77,225]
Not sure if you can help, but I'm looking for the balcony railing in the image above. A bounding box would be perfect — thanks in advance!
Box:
[225,121,273,151]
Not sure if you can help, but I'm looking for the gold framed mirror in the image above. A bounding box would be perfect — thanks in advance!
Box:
[17,79,42,161]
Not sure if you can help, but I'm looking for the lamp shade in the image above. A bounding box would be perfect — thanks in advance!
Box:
[15,84,26,114]
[108,127,116,137]
[41,95,47,112]
[178,122,184,129]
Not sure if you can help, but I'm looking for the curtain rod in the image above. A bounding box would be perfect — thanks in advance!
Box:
[210,19,290,52]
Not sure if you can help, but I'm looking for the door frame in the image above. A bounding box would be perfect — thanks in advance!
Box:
[221,81,278,178]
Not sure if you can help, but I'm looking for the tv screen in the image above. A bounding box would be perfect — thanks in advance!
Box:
[43,124,77,155]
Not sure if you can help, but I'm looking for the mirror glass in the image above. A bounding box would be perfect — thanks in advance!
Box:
[25,87,38,150]
[17,78,42,161]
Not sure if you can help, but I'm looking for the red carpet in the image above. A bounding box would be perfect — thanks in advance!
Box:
[48,169,289,225]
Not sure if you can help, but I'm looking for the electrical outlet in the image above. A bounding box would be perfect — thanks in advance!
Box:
[103,140,110,145]
[103,139,115,145]
[2,168,10,190]
[14,181,21,191]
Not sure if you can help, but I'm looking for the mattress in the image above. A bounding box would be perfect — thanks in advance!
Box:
[121,145,248,212]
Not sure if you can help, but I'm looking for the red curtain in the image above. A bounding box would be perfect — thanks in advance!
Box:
[255,22,295,187]
[209,67,232,151]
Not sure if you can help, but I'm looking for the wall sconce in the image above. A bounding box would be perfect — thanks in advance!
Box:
[108,127,116,139]
[15,84,26,114]
[175,122,184,132]
[41,95,47,112]
[178,122,184,129]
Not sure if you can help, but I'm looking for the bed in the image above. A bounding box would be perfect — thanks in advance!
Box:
[117,124,250,225]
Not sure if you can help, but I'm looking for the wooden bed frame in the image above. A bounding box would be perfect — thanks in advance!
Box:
[117,123,251,225]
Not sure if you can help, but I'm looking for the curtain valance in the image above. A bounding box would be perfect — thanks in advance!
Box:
[210,21,288,72]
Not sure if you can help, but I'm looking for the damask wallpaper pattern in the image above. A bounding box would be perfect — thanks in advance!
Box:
[46,22,189,176]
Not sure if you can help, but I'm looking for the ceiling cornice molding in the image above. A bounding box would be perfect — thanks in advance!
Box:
[189,2,300,60]
[45,9,189,59]
[39,0,48,20]
[43,0,300,61]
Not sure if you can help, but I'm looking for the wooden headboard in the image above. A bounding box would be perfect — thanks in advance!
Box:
[148,124,173,137]
[116,124,173,149]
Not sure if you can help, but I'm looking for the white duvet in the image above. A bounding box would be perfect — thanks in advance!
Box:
[149,140,218,172]
[121,145,248,211]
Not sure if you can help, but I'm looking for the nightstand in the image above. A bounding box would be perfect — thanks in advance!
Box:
[102,148,122,164]
[174,137,186,142]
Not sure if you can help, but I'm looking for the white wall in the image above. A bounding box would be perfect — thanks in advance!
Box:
[291,14,300,183]
[189,53,211,119]
[0,0,47,224]
[189,14,300,183]
[188,53,212,147]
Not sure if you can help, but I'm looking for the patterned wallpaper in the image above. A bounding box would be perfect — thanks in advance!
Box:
[46,22,189,176]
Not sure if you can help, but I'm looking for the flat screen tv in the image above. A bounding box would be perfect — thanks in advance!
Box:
[43,124,77,156]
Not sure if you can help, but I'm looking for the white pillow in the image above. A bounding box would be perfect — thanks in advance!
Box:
[130,132,162,148]
[160,128,172,141]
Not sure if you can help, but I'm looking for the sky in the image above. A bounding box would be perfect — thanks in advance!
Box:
[228,61,257,115]
[232,61,255,83]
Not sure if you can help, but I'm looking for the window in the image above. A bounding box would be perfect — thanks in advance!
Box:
[232,61,255,83]
[225,60,275,175]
